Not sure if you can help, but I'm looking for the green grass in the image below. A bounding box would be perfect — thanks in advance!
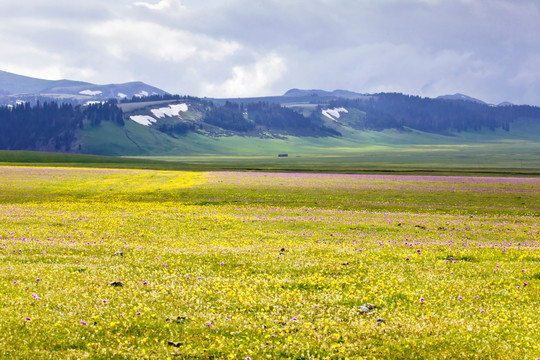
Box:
[2,149,540,177]
[0,150,193,170]
[74,115,540,173]
[2,116,540,176]
[0,167,539,359]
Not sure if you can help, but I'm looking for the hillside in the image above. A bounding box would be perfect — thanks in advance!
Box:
[0,70,168,106]
[1,70,540,164]
[2,91,540,157]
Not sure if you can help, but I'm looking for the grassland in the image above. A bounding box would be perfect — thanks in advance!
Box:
[0,166,539,359]
[73,112,540,175]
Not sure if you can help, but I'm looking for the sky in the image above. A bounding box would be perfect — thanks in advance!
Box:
[1,0,540,105]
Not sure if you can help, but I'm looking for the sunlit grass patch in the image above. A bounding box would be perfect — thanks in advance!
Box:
[0,167,539,359]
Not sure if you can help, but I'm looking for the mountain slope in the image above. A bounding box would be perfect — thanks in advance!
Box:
[0,70,75,95]
[1,73,540,166]
[0,70,168,104]
[436,93,487,104]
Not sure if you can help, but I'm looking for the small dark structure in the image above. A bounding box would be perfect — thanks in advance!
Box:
[278,154,289,157]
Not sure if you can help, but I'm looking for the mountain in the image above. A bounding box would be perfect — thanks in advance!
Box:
[436,93,487,105]
[1,73,540,157]
[0,70,168,105]
[497,101,514,107]
[283,88,366,98]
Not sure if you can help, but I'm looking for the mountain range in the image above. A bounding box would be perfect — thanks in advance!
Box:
[0,70,539,158]
[0,70,167,105]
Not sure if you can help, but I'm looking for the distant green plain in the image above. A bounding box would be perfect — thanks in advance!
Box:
[1,118,539,176]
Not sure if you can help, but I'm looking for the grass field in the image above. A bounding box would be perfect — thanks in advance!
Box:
[1,166,539,359]
[2,148,540,178]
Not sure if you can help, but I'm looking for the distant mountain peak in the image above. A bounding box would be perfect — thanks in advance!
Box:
[497,101,514,107]
[0,70,168,105]
[436,93,486,105]
[283,88,366,98]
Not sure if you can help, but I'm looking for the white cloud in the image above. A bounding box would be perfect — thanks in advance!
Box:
[202,53,287,97]
[0,0,540,104]
[87,19,241,62]
[134,0,185,11]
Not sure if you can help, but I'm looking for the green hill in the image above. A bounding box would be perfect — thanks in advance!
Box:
[2,90,540,172]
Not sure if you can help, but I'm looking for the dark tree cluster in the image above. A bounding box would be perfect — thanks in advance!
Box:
[247,102,341,136]
[85,100,124,126]
[203,101,255,132]
[0,101,124,152]
[248,102,311,129]
[120,94,202,104]
[328,93,540,133]
[156,122,196,135]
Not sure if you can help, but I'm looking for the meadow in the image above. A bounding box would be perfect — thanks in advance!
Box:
[1,166,539,359]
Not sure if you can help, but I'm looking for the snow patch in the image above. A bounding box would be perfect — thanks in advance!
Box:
[130,115,157,126]
[134,90,149,98]
[85,101,104,106]
[151,103,188,118]
[79,89,103,96]
[322,107,348,121]
[117,92,128,99]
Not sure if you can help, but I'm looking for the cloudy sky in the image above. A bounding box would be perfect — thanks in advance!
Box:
[1,0,539,105]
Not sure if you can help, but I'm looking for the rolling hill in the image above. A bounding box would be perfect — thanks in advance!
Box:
[0,70,167,106]
[1,70,540,170]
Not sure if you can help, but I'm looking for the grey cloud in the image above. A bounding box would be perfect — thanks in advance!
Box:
[1,0,539,104]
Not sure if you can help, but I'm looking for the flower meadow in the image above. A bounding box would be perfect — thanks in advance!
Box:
[0,166,539,359]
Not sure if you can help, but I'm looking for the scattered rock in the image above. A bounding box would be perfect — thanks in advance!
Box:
[365,303,376,310]
[109,281,123,287]
[115,251,124,256]
[376,318,385,325]
[358,306,370,313]
[166,316,188,324]
[167,341,183,347]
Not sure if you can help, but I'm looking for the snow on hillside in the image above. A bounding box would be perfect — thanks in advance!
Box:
[151,104,188,118]
[85,101,104,106]
[79,90,103,96]
[130,115,157,126]
[322,107,348,121]
[134,91,149,98]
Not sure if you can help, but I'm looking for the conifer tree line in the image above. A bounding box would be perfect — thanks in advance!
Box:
[0,101,124,151]
[327,93,540,133]
[203,101,341,136]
